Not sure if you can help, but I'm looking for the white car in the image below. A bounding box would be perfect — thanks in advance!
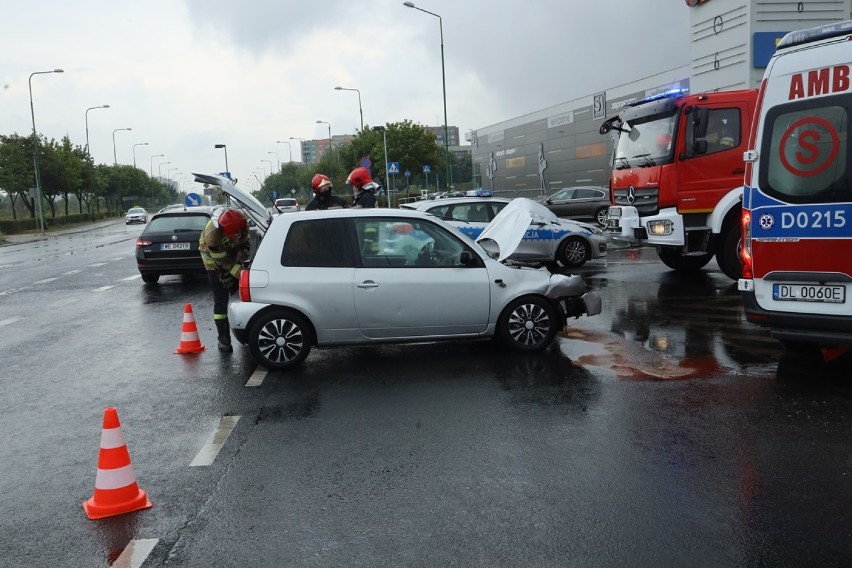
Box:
[273,197,300,214]
[401,197,607,267]
[193,173,603,371]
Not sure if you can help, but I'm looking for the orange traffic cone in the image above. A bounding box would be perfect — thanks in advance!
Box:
[83,407,152,520]
[175,303,206,354]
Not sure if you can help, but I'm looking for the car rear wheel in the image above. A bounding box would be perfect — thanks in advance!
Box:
[595,207,609,227]
[248,309,313,371]
[497,295,560,352]
[140,272,159,284]
[558,237,590,267]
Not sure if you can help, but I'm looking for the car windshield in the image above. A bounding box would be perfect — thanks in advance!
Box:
[613,110,677,168]
[128,208,145,214]
[277,199,296,206]
[146,214,210,233]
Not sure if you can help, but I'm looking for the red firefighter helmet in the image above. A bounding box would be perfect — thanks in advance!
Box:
[346,166,373,190]
[311,173,333,194]
[217,208,247,240]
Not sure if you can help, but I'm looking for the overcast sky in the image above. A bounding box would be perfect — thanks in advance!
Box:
[3,0,689,187]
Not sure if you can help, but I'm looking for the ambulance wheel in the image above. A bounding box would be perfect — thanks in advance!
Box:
[657,247,712,271]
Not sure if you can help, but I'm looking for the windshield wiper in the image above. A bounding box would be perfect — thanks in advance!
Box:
[615,156,631,169]
[631,154,656,167]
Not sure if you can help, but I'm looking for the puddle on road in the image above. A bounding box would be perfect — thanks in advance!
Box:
[558,328,776,382]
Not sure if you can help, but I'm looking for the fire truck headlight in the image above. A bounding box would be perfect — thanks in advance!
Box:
[647,220,674,236]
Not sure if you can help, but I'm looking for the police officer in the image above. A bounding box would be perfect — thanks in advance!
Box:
[305,173,348,210]
[346,166,378,208]
[198,208,250,352]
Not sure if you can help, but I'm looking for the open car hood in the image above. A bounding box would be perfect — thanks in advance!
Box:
[193,173,272,235]
[475,198,559,261]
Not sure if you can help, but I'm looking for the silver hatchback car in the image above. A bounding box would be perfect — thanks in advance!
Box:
[193,173,603,371]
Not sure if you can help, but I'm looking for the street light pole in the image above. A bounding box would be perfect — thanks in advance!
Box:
[276,140,293,163]
[29,68,64,234]
[112,127,132,166]
[132,142,149,169]
[316,120,335,165]
[158,161,171,179]
[334,86,363,134]
[261,159,274,177]
[150,154,164,178]
[372,126,392,208]
[214,144,229,178]
[84,104,110,156]
[403,2,452,190]
[268,151,280,172]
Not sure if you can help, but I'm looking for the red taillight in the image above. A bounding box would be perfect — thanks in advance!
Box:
[135,238,152,248]
[239,268,251,302]
[740,210,753,279]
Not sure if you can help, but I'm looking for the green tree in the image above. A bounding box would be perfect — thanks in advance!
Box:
[0,134,36,220]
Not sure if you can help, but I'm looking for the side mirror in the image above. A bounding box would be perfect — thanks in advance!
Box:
[694,139,708,155]
[459,250,474,265]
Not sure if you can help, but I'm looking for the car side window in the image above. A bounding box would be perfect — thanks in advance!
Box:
[488,202,507,218]
[575,188,600,199]
[281,219,353,267]
[354,218,474,268]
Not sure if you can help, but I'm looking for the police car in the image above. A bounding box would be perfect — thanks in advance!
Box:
[401,197,607,267]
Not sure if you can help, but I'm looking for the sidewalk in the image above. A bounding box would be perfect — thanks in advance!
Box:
[0,219,122,246]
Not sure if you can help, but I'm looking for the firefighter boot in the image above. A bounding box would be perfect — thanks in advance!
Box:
[216,319,233,353]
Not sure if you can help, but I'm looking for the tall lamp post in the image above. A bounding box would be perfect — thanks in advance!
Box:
[29,68,64,234]
[290,137,305,164]
[168,168,178,192]
[214,144,229,178]
[84,104,110,156]
[268,151,280,172]
[132,142,149,169]
[158,161,171,179]
[372,126,392,208]
[150,154,164,178]
[276,140,293,163]
[334,86,363,134]
[112,127,132,166]
[261,159,274,177]
[403,2,452,190]
[316,120,335,164]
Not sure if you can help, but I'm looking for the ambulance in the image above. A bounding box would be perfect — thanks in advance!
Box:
[739,20,852,352]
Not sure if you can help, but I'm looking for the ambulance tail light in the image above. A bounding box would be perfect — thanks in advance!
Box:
[239,268,251,302]
[741,209,753,279]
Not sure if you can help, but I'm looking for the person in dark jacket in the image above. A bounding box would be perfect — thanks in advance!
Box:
[305,173,348,210]
[346,166,378,208]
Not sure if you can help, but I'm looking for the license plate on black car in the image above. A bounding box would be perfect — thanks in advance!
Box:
[161,242,190,251]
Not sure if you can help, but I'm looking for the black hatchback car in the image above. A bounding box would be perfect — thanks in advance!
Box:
[135,206,214,283]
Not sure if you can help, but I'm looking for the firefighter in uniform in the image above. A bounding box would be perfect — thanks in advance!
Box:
[199,208,250,352]
[346,166,379,208]
[305,173,348,210]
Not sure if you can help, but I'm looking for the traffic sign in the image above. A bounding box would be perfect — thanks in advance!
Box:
[404,170,411,178]
[423,165,431,173]
[185,192,202,206]
[387,162,400,175]
[360,157,372,169]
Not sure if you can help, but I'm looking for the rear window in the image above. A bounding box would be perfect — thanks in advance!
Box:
[146,214,210,233]
[276,199,297,207]
[281,219,353,267]
[760,94,851,204]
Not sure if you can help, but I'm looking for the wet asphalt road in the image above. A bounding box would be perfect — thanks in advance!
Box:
[1,221,850,567]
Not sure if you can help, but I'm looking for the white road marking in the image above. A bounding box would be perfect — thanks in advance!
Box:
[245,367,267,387]
[88,262,107,268]
[189,415,240,467]
[0,288,25,296]
[49,298,76,309]
[64,269,83,275]
[110,257,125,262]
[122,274,142,281]
[92,285,117,292]
[0,316,24,328]
[110,538,159,568]
[33,277,58,285]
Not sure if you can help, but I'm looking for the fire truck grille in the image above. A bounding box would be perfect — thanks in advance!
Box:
[613,187,659,216]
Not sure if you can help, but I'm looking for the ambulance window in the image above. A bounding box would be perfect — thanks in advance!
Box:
[761,97,850,204]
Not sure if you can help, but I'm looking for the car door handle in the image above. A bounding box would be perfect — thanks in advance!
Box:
[357,281,379,289]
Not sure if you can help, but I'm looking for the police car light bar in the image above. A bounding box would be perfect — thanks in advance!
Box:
[631,88,689,108]
[778,19,852,50]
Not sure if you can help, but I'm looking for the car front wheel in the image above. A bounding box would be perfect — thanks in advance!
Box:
[595,207,609,226]
[558,237,590,267]
[248,309,314,371]
[497,295,560,352]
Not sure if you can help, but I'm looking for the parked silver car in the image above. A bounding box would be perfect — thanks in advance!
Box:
[193,173,602,371]
[401,196,607,267]
[535,186,611,226]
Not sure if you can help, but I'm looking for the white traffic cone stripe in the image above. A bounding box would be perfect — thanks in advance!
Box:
[184,313,194,323]
[94,463,138,490]
[99,426,127,449]
[181,330,200,341]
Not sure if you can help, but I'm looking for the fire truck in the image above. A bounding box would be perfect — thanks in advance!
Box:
[600,88,758,280]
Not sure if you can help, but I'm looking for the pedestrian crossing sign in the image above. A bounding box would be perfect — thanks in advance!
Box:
[387,162,400,175]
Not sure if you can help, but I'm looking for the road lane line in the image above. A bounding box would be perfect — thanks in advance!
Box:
[122,274,142,281]
[110,257,125,262]
[92,285,117,292]
[189,415,240,467]
[245,367,267,387]
[88,262,107,268]
[110,538,159,568]
[33,277,58,285]
[64,269,83,275]
[0,288,26,296]
[0,316,24,328]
